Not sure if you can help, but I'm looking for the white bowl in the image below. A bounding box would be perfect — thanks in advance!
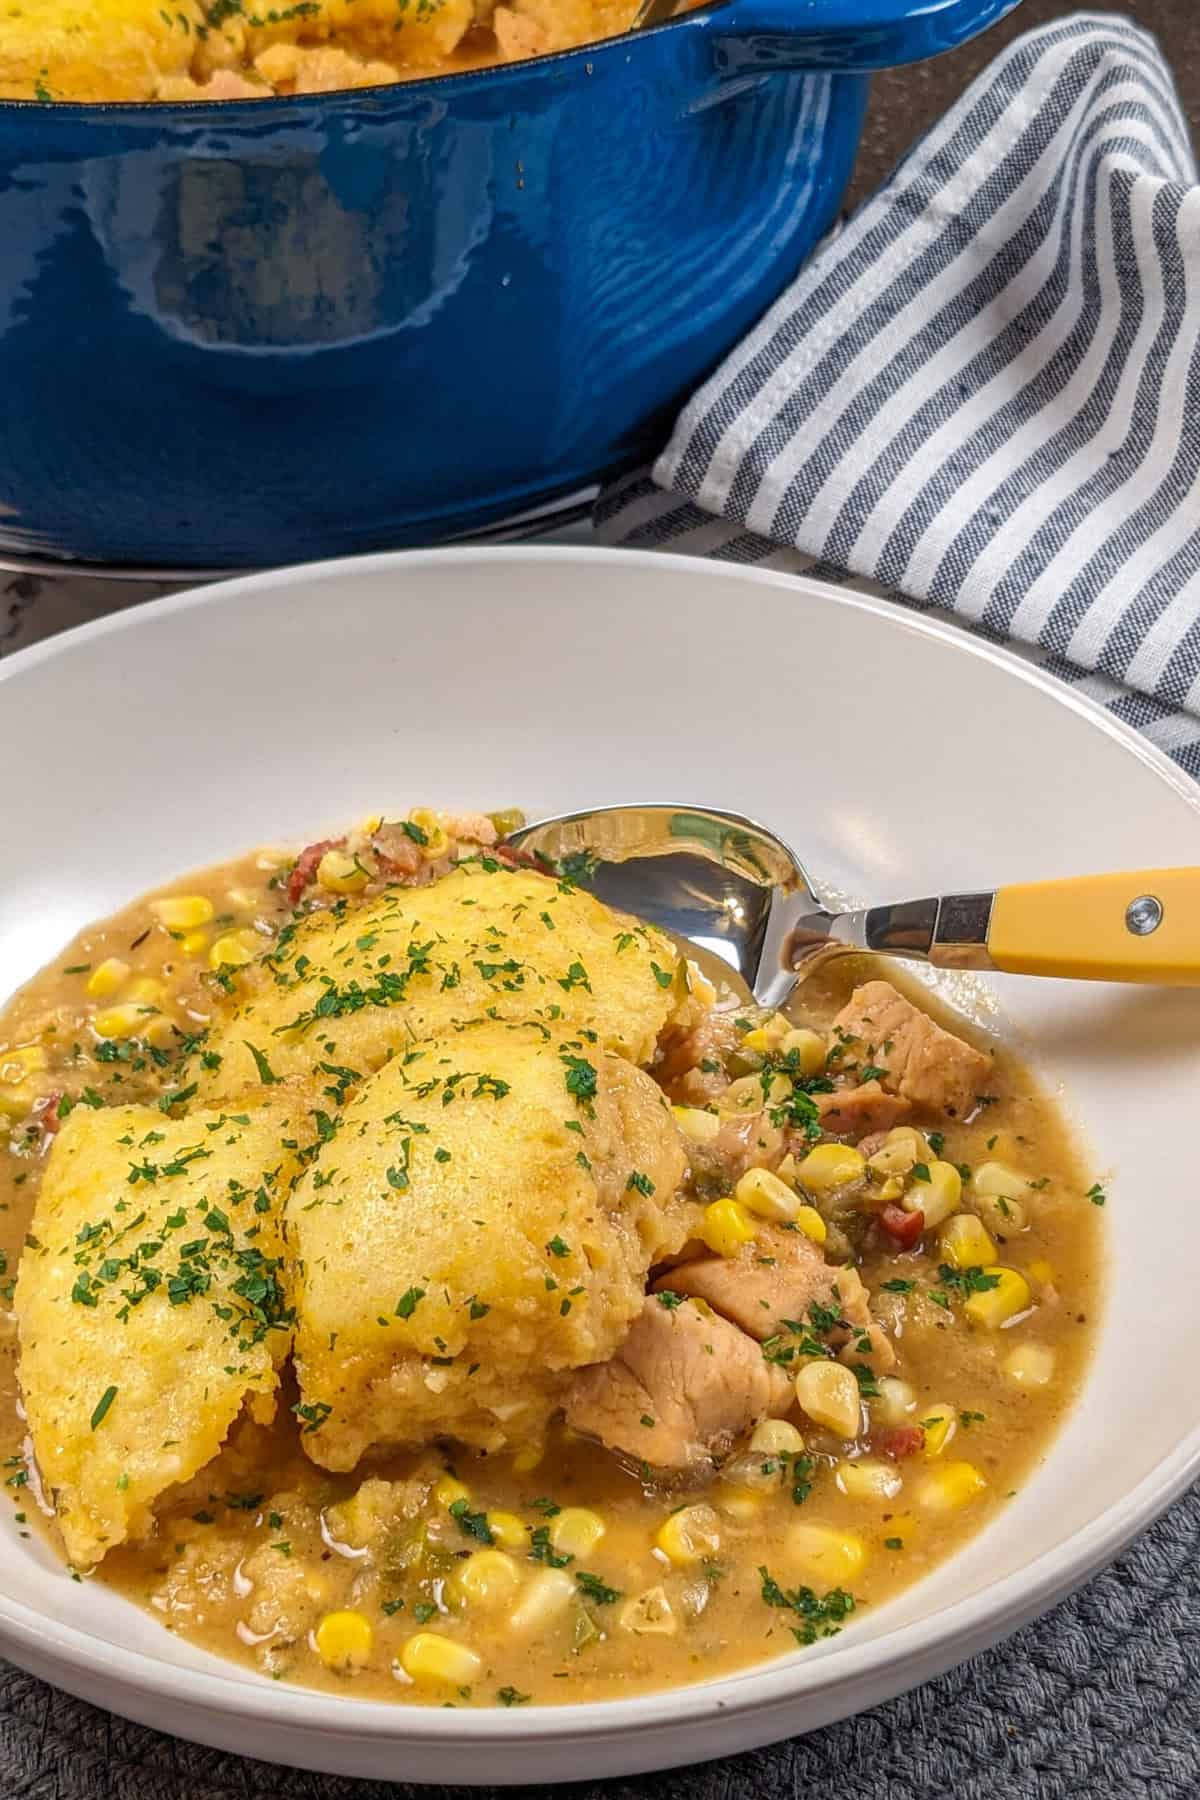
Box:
[2,546,1199,1784]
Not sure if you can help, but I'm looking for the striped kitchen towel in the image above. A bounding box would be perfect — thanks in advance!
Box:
[596,10,1200,777]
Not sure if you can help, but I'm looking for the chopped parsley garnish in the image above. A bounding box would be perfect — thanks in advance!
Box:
[497,1686,531,1706]
[90,1386,118,1431]
[449,1498,494,1544]
[575,1571,621,1605]
[1086,1182,1107,1206]
[758,1566,857,1645]
[243,1042,280,1085]
[395,1286,426,1318]
[626,1171,655,1197]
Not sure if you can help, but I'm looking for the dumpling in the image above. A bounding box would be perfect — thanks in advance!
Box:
[0,0,203,100]
[193,862,694,1102]
[15,1095,305,1566]
[288,1018,691,1470]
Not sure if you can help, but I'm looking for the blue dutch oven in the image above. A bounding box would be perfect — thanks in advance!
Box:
[0,0,1019,567]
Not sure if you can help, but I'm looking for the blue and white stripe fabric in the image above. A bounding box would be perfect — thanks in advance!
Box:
[596,12,1200,777]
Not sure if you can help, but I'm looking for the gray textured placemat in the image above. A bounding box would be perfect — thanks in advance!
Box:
[4,1484,1199,1798]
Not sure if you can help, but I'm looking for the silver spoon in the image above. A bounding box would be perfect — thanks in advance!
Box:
[504,803,1200,1003]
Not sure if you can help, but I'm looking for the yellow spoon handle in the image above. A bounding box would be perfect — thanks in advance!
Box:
[988,868,1200,984]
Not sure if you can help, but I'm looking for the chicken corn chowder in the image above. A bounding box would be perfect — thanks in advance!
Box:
[0,807,1103,1707]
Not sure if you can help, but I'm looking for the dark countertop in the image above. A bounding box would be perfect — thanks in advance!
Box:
[849,0,1197,204]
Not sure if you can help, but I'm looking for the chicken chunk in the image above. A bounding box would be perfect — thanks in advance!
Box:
[289,1020,691,1470]
[194,863,697,1102]
[814,1081,913,1140]
[566,1297,791,1474]
[656,1224,894,1372]
[15,1096,305,1566]
[831,981,992,1119]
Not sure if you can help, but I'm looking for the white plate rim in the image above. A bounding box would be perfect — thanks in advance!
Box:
[2,542,1198,1746]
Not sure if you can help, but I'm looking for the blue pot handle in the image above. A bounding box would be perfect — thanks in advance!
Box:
[714,0,1025,72]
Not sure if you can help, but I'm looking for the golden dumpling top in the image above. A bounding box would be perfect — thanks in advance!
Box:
[0,0,203,100]
[14,1094,305,1565]
[193,861,696,1102]
[288,1018,691,1469]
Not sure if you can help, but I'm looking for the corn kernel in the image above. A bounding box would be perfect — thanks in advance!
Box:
[209,930,259,970]
[972,1161,1029,1201]
[699,1198,758,1259]
[488,1510,529,1551]
[867,1128,928,1178]
[654,1503,721,1566]
[787,1521,867,1589]
[749,1418,805,1457]
[963,1266,1032,1329]
[86,958,130,999]
[150,895,214,931]
[550,1508,606,1558]
[451,1549,521,1610]
[510,1443,543,1475]
[975,1190,1028,1235]
[399,1631,481,1686]
[795,1143,866,1193]
[742,1017,788,1055]
[0,1082,36,1118]
[715,1486,763,1521]
[780,1027,827,1077]
[488,808,526,838]
[723,1072,790,1111]
[1003,1343,1055,1388]
[358,813,383,836]
[314,1609,373,1672]
[126,976,166,1007]
[794,1361,861,1439]
[620,1586,677,1636]
[835,1458,902,1501]
[317,849,368,895]
[181,930,209,956]
[794,1205,828,1245]
[672,1105,721,1146]
[683,961,717,1007]
[736,1166,799,1223]
[919,1402,957,1460]
[775,1152,798,1187]
[939,1213,997,1270]
[0,1045,46,1083]
[875,1175,906,1202]
[408,809,451,860]
[902,1159,961,1227]
[917,1460,987,1513]
[873,1376,917,1427]
[142,1015,176,1050]
[434,1475,470,1509]
[1028,1258,1055,1286]
[510,1568,575,1633]
[93,1004,152,1040]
